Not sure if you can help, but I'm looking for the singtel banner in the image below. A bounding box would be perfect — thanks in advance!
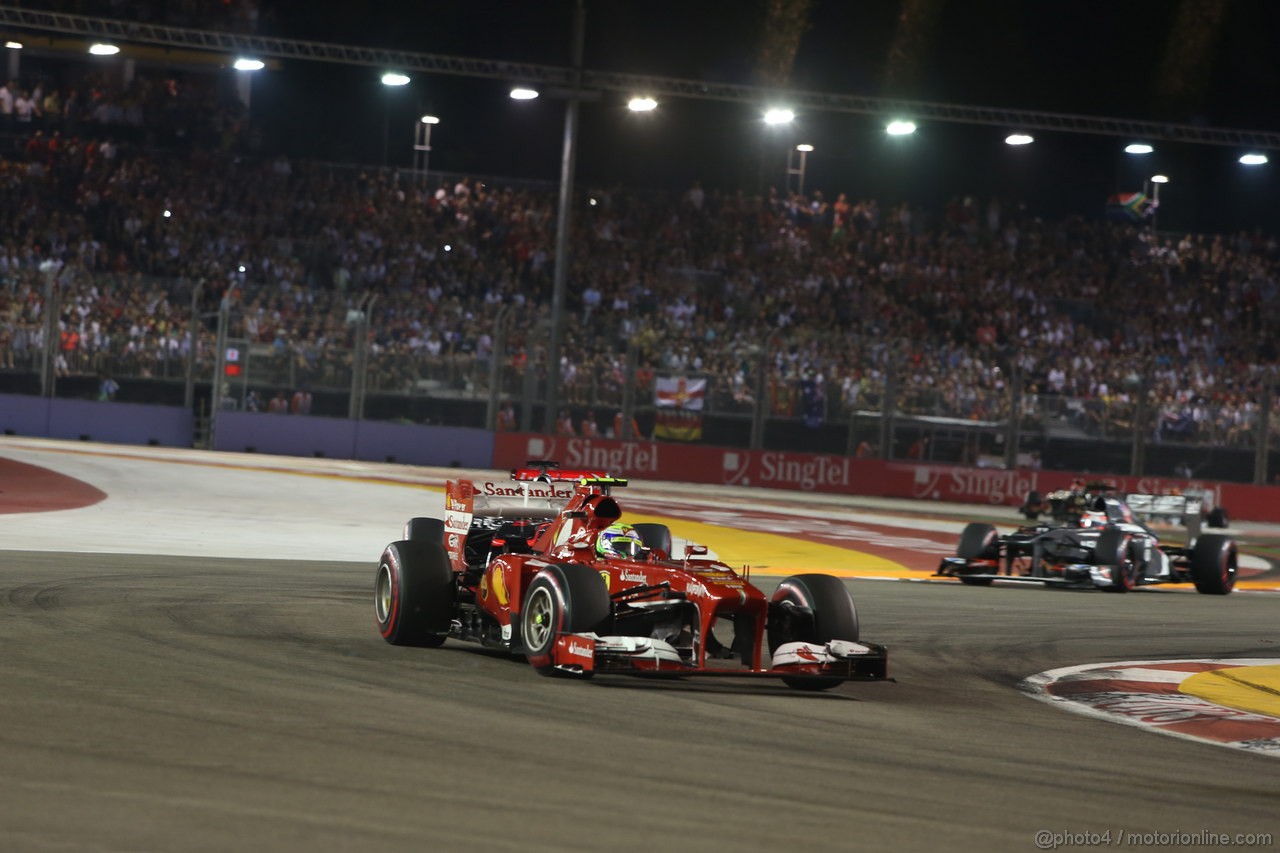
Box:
[493,433,1280,522]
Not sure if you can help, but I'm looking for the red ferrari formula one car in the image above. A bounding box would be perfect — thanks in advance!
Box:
[374,463,888,690]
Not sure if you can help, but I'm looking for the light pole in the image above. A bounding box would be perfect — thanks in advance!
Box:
[380,72,410,166]
[232,57,263,112]
[414,114,439,183]
[788,143,813,195]
[541,0,586,434]
[1149,174,1168,233]
[762,107,794,194]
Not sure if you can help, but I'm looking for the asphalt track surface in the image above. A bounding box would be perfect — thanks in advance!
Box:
[3,550,1279,852]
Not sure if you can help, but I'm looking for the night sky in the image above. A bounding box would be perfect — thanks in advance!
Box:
[242,0,1280,232]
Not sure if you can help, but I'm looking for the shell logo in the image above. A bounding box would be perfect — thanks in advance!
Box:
[491,566,509,606]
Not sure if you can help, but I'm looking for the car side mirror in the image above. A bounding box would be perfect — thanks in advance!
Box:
[685,544,708,557]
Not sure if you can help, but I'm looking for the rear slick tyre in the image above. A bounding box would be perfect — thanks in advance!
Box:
[375,540,454,646]
[403,517,445,544]
[632,523,673,557]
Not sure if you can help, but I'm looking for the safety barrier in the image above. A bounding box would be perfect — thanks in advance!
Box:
[0,394,193,447]
[492,432,1280,523]
[212,411,494,468]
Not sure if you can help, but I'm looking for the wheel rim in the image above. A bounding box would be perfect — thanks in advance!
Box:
[375,563,393,623]
[769,600,801,650]
[523,586,555,652]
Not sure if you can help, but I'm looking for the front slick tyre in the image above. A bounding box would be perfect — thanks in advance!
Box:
[521,564,611,677]
[1190,534,1237,595]
[375,540,454,646]
[1096,528,1136,593]
[768,574,859,692]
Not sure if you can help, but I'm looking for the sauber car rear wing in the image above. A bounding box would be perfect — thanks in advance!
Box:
[1125,493,1202,537]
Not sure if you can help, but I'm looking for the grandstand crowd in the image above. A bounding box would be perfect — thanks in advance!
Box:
[2,118,1279,448]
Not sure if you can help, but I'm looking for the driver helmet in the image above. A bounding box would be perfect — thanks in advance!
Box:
[1079,510,1107,528]
[596,523,645,560]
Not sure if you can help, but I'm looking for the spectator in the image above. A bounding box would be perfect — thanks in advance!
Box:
[497,402,517,431]
[97,372,119,401]
[613,411,642,441]
[0,126,1275,462]
[290,385,312,415]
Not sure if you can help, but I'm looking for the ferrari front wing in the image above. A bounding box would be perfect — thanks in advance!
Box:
[549,633,889,682]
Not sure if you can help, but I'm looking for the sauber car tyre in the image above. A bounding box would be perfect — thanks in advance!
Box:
[768,574,859,691]
[521,564,611,676]
[631,523,673,557]
[1095,528,1137,592]
[376,540,454,646]
[403,517,445,544]
[955,522,998,586]
[1207,507,1229,529]
[1190,534,1237,595]
[957,523,999,560]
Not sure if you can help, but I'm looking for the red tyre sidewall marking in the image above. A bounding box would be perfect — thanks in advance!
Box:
[525,574,566,671]
[378,550,401,639]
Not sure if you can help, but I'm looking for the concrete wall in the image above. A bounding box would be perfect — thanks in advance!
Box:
[0,394,193,447]
[212,411,493,468]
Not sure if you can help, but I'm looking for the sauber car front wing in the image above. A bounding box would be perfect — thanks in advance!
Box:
[935,556,1114,589]
[549,634,890,682]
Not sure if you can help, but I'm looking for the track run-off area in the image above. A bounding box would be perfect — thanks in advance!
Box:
[1,437,1278,852]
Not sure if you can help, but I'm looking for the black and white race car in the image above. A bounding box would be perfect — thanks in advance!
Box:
[937,487,1237,594]
[1020,483,1228,530]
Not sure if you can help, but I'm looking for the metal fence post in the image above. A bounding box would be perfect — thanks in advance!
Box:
[620,338,638,440]
[1004,361,1021,470]
[361,294,377,419]
[348,296,365,420]
[1254,379,1273,485]
[880,352,897,461]
[184,281,203,411]
[210,295,232,449]
[1130,374,1149,477]
[749,349,768,450]
[485,305,509,431]
[519,347,537,433]
[39,267,59,398]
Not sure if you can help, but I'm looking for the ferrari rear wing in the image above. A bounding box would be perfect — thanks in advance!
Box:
[511,460,610,483]
[444,477,581,571]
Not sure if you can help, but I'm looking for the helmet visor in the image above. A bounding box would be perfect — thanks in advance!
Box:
[601,531,645,559]
[612,536,644,559]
